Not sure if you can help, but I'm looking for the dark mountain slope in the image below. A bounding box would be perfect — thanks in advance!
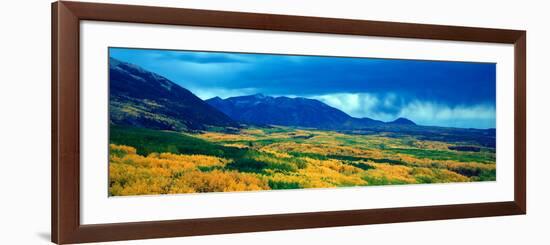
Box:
[109,58,238,131]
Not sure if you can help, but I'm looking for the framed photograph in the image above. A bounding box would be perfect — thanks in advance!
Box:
[52,1,526,244]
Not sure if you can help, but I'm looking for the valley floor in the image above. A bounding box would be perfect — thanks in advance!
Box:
[108,125,496,196]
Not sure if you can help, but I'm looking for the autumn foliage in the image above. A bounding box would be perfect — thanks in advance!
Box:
[109,126,496,196]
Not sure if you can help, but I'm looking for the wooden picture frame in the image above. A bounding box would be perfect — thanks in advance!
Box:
[52,1,526,244]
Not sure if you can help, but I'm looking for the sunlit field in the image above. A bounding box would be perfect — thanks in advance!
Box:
[108,125,495,196]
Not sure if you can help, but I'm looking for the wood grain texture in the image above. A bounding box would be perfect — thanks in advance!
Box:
[51,2,58,243]
[61,1,525,43]
[514,33,527,213]
[52,1,81,243]
[51,1,527,244]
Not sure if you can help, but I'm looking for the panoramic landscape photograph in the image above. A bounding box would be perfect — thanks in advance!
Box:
[108,47,496,196]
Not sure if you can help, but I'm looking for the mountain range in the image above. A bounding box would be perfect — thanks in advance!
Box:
[109,58,416,131]
[108,58,496,147]
[206,94,415,129]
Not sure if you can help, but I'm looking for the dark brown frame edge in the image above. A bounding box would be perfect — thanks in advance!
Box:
[52,1,526,244]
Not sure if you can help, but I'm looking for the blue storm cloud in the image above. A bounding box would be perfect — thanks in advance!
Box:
[109,47,496,129]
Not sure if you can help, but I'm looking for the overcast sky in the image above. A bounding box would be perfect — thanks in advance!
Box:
[110,47,496,129]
